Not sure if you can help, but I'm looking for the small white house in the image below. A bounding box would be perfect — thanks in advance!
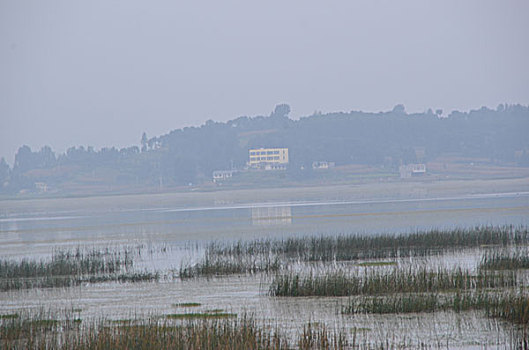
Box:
[212,170,236,182]
[399,164,426,178]
[312,161,335,169]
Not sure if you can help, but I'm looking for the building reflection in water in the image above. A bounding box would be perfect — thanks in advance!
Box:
[251,206,292,226]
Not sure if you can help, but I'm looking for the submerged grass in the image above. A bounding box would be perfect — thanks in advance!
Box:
[269,267,518,297]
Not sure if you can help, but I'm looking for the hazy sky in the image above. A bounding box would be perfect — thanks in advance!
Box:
[1,0,528,164]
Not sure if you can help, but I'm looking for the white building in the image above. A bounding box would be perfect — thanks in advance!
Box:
[399,164,426,178]
[212,170,236,182]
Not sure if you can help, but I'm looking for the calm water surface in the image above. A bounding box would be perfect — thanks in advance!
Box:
[1,191,528,259]
[1,188,528,348]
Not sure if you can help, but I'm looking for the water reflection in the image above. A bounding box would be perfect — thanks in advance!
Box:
[251,206,292,226]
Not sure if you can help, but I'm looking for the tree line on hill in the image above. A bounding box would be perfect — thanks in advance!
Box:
[1,104,529,194]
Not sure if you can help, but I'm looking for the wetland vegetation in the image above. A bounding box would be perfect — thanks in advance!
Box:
[0,247,158,291]
[2,225,529,348]
[342,290,529,321]
[0,312,352,350]
[479,248,529,270]
[179,255,281,279]
[269,267,518,297]
[205,225,529,264]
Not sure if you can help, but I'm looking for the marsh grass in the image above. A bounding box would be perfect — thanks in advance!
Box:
[269,268,518,297]
[343,292,501,314]
[0,314,19,320]
[343,290,529,325]
[480,249,529,270]
[0,247,158,291]
[2,313,353,350]
[173,302,201,308]
[485,293,529,325]
[177,226,528,279]
[179,255,280,278]
[0,309,64,345]
[298,322,348,350]
[166,312,237,320]
[208,226,528,263]
[355,261,397,267]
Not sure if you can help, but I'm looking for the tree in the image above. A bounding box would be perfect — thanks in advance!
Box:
[141,132,148,152]
[392,104,406,114]
[13,145,33,173]
[0,158,10,189]
[38,146,56,168]
[271,104,291,118]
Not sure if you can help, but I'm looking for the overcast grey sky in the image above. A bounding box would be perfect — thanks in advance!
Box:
[1,0,528,164]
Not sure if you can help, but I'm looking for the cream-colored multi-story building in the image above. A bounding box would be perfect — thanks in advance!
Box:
[248,148,288,166]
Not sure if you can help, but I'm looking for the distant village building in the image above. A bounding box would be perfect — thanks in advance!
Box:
[312,161,335,170]
[212,170,236,182]
[399,164,426,178]
[34,182,48,193]
[248,148,288,169]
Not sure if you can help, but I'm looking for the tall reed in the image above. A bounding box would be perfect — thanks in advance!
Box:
[209,225,528,262]
[480,248,529,270]
[179,255,280,278]
[0,247,156,291]
[0,312,353,350]
[269,267,518,297]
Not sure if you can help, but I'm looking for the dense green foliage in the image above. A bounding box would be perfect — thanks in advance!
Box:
[2,104,528,193]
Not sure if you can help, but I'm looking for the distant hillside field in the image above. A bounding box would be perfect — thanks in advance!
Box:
[1,104,528,196]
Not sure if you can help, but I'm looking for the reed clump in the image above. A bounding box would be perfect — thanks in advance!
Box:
[480,249,529,270]
[179,255,280,279]
[298,322,348,350]
[0,247,157,291]
[173,302,201,308]
[269,267,518,297]
[0,310,63,345]
[343,290,529,325]
[208,225,528,262]
[0,312,356,350]
[0,314,293,350]
[165,312,237,320]
[484,293,529,325]
[343,292,504,314]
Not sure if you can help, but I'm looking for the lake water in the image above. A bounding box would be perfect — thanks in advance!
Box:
[1,188,528,259]
[1,181,529,347]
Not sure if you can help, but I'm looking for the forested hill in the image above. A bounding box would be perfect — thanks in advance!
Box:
[2,104,529,194]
